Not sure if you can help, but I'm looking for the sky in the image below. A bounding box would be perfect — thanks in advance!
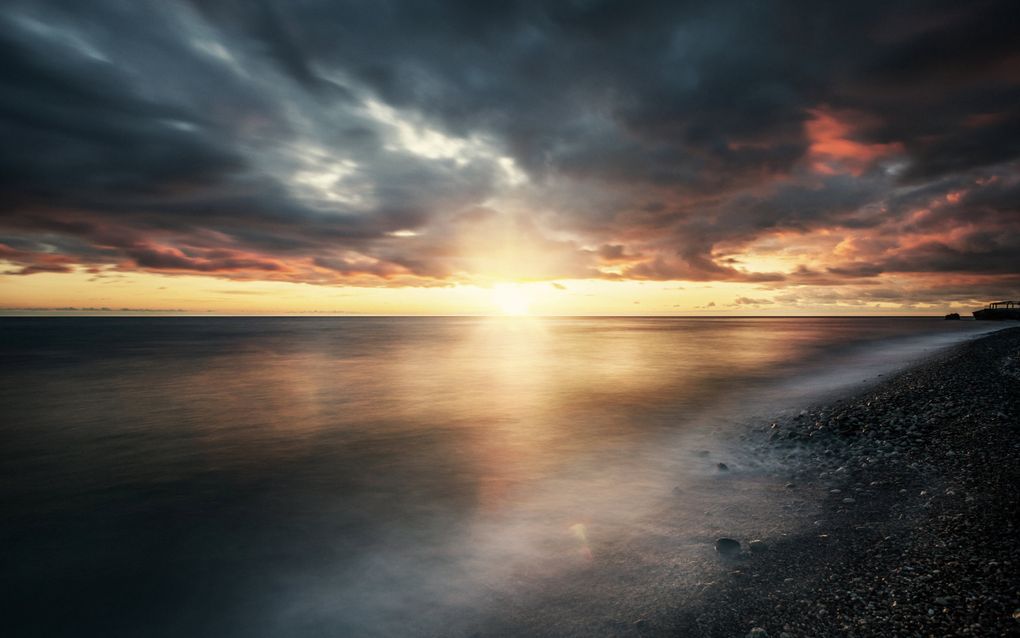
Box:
[0,1,1018,315]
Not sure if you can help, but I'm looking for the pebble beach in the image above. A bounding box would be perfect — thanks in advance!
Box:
[672,326,1020,637]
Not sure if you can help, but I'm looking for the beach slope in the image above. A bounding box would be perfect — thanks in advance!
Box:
[672,327,1020,637]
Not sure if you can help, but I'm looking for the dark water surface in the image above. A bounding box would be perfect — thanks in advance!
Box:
[0,317,999,636]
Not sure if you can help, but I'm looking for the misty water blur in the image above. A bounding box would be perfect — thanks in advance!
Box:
[0,317,1000,636]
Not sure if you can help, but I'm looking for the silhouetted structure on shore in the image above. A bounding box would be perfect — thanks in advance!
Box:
[973,301,1020,320]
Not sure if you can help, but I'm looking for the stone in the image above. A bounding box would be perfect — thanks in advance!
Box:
[717,462,729,471]
[715,537,741,556]
[749,539,767,553]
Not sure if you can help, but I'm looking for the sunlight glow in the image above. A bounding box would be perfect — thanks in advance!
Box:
[490,284,531,316]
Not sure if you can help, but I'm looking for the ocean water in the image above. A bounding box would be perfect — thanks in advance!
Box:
[0,317,1000,636]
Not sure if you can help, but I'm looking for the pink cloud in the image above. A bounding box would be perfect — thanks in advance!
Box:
[805,109,903,175]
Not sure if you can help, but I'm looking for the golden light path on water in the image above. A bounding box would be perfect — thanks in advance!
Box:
[0,317,1002,636]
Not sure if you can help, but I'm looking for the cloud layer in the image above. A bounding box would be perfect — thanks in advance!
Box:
[1,0,1018,306]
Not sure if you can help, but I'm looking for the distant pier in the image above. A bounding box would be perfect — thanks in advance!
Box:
[973,300,1020,320]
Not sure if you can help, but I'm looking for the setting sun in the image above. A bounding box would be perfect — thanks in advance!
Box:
[490,284,531,316]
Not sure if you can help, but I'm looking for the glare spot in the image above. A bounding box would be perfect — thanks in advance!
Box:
[490,284,531,316]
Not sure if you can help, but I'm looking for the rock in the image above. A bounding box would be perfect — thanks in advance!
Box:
[717,462,729,471]
[715,537,741,556]
[749,539,767,553]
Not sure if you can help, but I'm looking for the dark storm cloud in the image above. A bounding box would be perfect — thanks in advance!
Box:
[0,0,1017,298]
[0,25,243,195]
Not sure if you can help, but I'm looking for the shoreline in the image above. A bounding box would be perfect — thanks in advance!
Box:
[669,326,1020,637]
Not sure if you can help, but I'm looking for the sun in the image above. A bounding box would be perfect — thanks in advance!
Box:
[490,284,531,316]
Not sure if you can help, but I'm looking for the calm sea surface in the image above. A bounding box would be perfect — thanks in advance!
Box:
[0,317,1000,636]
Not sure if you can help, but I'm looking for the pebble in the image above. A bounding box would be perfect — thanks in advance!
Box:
[715,537,741,556]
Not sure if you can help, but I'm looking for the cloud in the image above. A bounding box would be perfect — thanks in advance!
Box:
[0,242,77,274]
[0,0,1017,305]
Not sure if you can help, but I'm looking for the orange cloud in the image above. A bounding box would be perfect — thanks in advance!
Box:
[0,243,78,275]
[806,109,903,175]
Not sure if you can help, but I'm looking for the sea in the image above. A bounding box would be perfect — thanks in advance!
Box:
[0,317,1001,637]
